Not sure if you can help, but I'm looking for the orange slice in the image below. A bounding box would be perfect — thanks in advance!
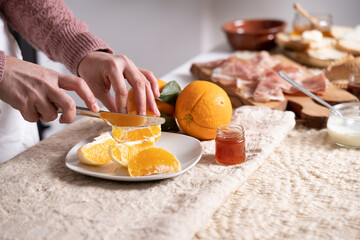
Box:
[77,132,116,166]
[127,147,181,177]
[109,139,155,167]
[112,125,161,143]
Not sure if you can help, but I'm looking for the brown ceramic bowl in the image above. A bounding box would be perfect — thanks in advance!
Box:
[222,19,286,50]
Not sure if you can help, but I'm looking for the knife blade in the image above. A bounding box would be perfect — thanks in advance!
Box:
[57,106,165,127]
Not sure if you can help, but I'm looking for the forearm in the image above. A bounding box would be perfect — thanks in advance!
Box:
[0,0,112,74]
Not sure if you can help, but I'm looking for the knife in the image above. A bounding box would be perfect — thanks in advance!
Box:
[57,106,165,127]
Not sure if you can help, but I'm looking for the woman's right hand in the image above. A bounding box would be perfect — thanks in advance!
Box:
[0,56,99,123]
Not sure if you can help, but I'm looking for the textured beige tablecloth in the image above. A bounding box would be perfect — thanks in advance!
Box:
[0,106,295,240]
[195,126,360,240]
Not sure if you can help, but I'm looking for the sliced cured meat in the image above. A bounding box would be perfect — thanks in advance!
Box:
[272,63,310,81]
[273,64,328,94]
[272,63,311,94]
[258,69,289,90]
[212,57,255,86]
[198,59,227,69]
[300,73,328,93]
[251,51,280,69]
[236,78,258,99]
[253,79,285,102]
[196,51,330,103]
[253,69,286,102]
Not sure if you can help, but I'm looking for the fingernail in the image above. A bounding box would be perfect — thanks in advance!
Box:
[141,111,146,116]
[155,108,160,116]
[93,102,100,112]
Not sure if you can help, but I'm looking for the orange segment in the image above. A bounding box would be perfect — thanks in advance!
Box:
[112,126,124,141]
[127,147,181,177]
[77,132,116,166]
[112,125,161,143]
[109,139,155,167]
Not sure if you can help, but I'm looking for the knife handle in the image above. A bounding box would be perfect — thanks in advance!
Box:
[57,106,101,118]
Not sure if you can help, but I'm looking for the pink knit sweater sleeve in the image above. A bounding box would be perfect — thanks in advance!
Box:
[0,0,113,78]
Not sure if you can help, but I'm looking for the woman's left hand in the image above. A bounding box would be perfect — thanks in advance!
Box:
[78,52,160,116]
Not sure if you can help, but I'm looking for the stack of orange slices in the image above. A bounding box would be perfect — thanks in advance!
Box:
[76,124,180,177]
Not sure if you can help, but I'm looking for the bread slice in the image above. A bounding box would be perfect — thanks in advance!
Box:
[337,40,360,55]
[325,56,360,80]
[330,25,354,39]
[276,32,336,51]
[284,47,350,68]
[307,47,350,61]
[275,32,310,51]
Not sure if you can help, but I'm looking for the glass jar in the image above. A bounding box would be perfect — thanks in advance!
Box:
[215,124,246,165]
[347,74,360,99]
[292,12,332,37]
[327,102,360,148]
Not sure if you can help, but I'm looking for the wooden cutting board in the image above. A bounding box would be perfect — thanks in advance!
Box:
[190,54,359,129]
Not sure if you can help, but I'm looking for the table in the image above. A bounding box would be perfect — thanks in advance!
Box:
[1,46,359,240]
[162,44,360,240]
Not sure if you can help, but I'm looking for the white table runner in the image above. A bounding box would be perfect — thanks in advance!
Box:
[0,106,295,240]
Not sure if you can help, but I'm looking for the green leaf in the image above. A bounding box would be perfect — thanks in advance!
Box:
[156,81,181,106]
[160,113,179,132]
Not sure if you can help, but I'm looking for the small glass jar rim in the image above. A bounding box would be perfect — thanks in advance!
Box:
[330,102,360,120]
[217,124,245,138]
[295,12,332,19]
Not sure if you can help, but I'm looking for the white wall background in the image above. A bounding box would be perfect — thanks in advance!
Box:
[39,0,360,137]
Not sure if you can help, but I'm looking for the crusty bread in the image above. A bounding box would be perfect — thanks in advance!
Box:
[275,32,310,51]
[337,40,360,55]
[330,25,360,55]
[307,46,350,61]
[284,47,350,68]
[325,56,360,81]
[275,32,336,51]
[330,25,354,39]
[331,79,348,89]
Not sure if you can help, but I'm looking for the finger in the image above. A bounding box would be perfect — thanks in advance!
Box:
[145,84,160,116]
[48,89,76,123]
[139,68,160,98]
[97,90,117,112]
[107,69,129,114]
[20,104,40,122]
[34,97,58,123]
[58,74,99,113]
[132,82,146,115]
[123,61,149,115]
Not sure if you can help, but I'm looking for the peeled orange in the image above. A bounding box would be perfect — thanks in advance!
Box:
[127,147,181,177]
[109,139,155,167]
[174,81,232,140]
[127,79,175,116]
[77,119,181,177]
[112,125,161,142]
[77,132,116,166]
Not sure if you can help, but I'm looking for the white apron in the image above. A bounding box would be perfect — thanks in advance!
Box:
[0,14,39,163]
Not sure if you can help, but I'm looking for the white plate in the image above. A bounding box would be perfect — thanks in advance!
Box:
[65,132,203,181]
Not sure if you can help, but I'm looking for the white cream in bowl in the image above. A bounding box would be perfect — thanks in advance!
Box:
[327,102,360,148]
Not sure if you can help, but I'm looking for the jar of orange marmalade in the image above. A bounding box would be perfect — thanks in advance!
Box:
[215,124,246,165]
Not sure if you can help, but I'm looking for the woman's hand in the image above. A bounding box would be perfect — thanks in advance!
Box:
[0,56,99,123]
[78,52,160,116]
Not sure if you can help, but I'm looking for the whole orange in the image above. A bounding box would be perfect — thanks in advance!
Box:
[127,79,175,116]
[175,81,232,140]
